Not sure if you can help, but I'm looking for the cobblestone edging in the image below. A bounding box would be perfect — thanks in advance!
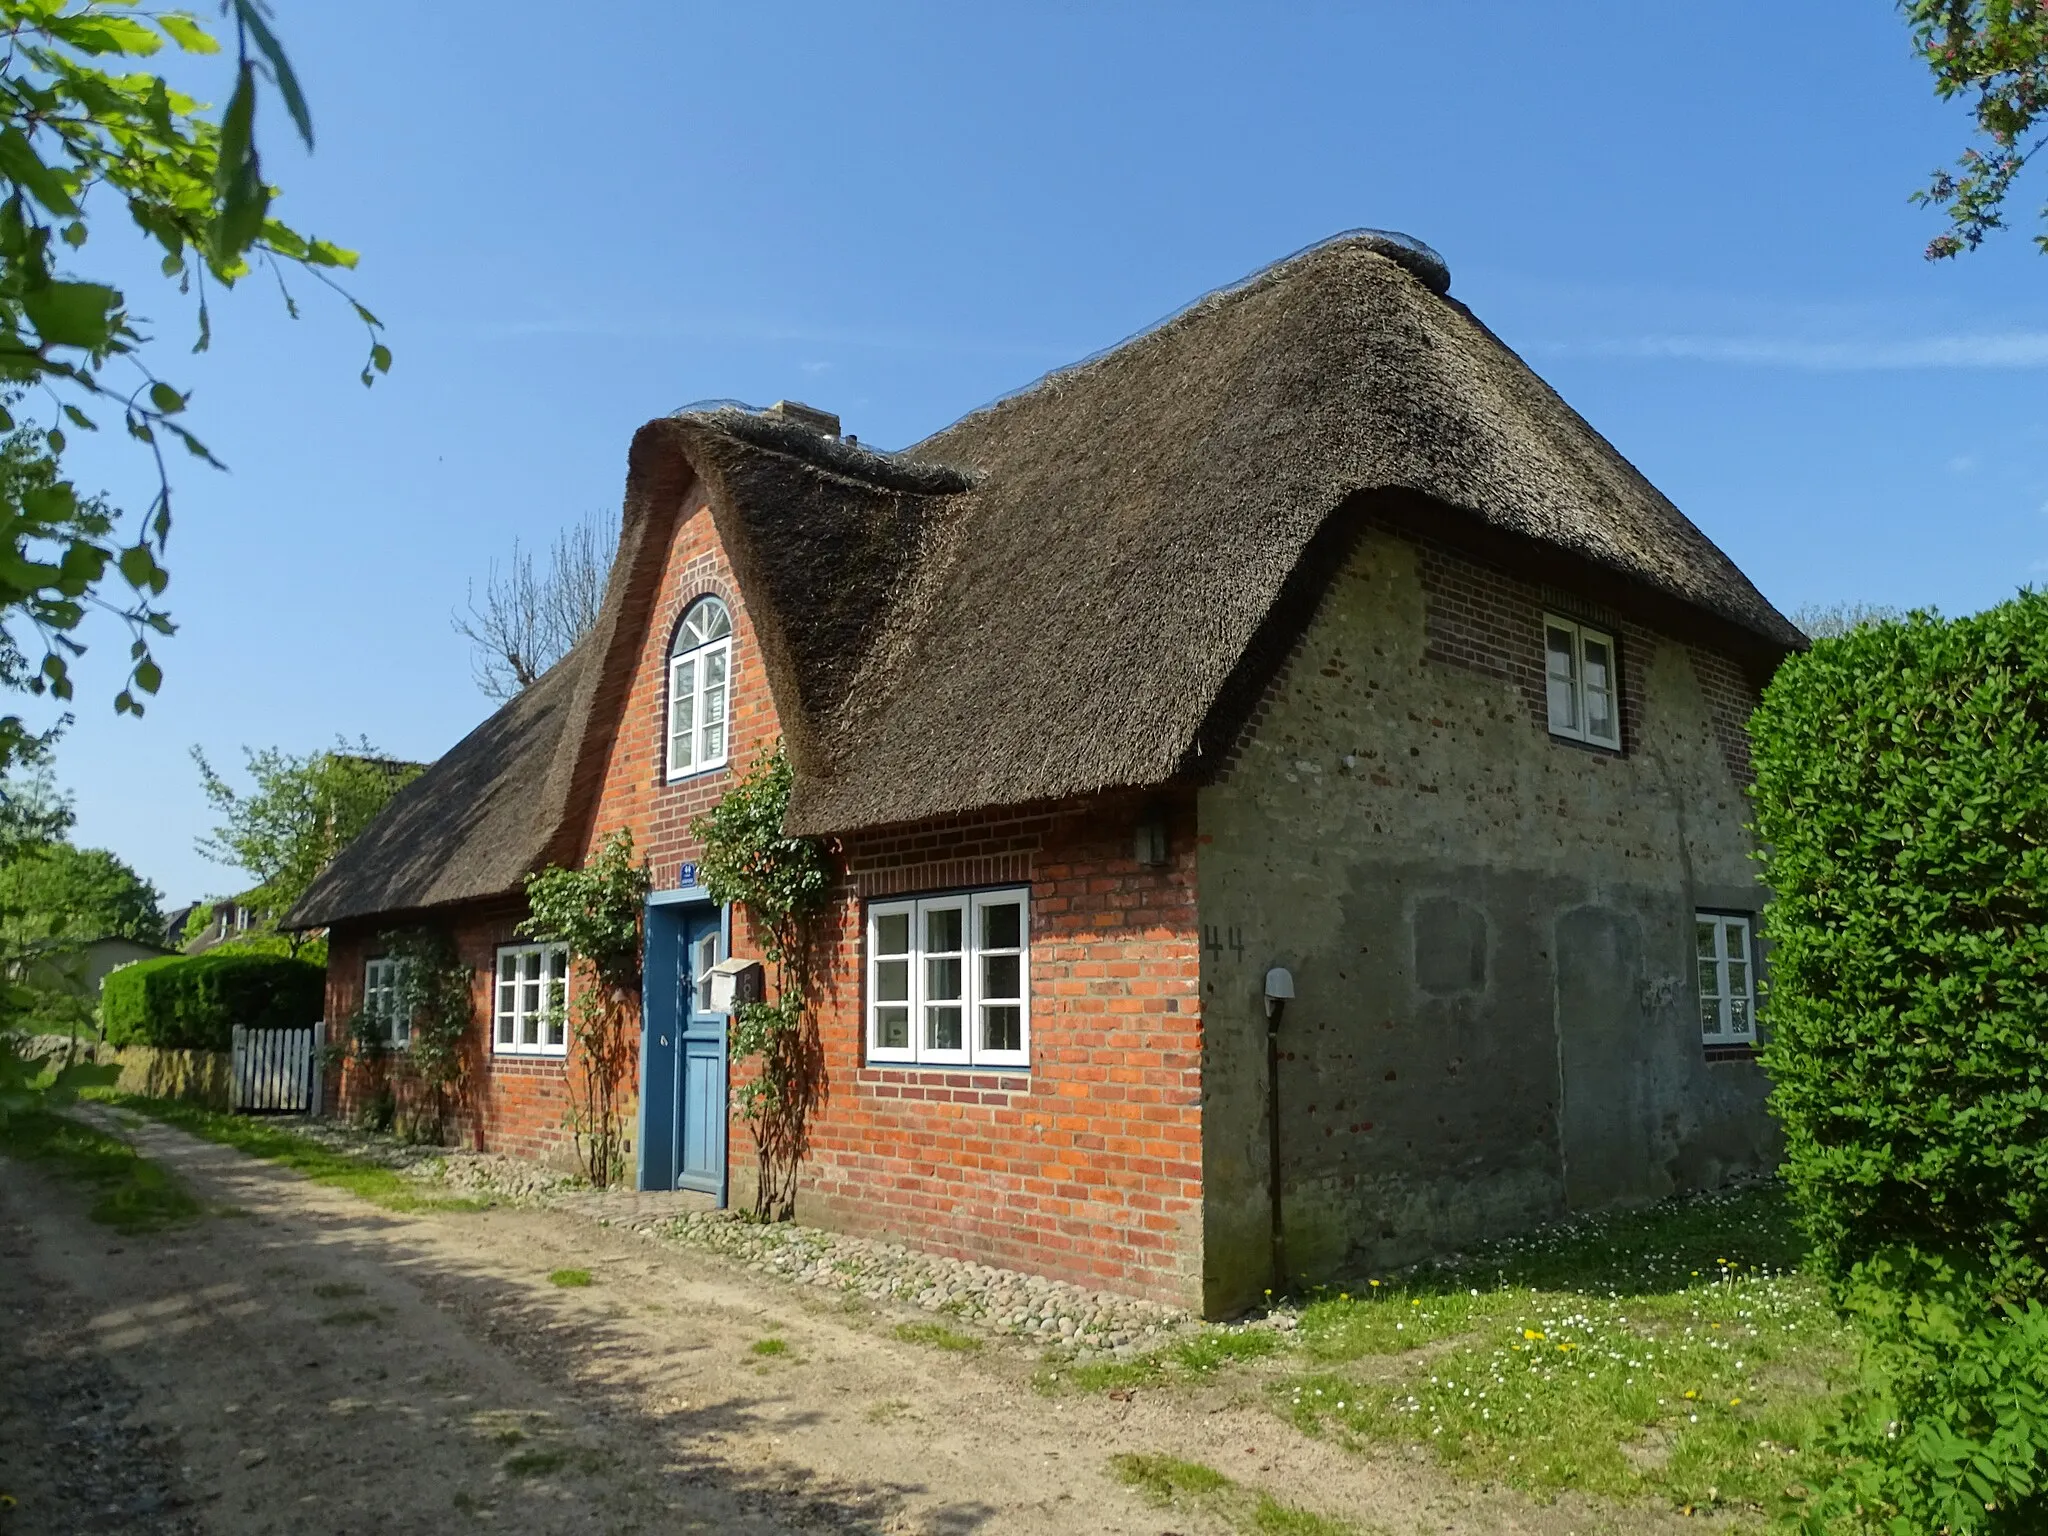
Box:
[621,1211,1191,1357]
[284,1118,1194,1356]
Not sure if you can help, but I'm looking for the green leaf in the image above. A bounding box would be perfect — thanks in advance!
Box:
[209,66,268,267]
[371,343,391,374]
[21,281,119,350]
[43,427,63,455]
[61,405,94,431]
[133,659,162,696]
[233,0,313,148]
[47,12,165,56]
[61,221,86,249]
[148,382,186,414]
[117,545,156,589]
[158,12,221,53]
[0,128,77,217]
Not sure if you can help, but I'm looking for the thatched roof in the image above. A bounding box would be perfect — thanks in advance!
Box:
[764,229,1799,831]
[284,647,591,929]
[290,230,1798,926]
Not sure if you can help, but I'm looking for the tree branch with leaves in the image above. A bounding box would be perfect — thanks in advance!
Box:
[1906,1,2048,258]
[0,0,386,768]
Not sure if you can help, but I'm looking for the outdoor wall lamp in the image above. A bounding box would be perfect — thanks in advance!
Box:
[1264,965,1294,1018]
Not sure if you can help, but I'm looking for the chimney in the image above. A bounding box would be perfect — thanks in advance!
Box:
[766,399,840,438]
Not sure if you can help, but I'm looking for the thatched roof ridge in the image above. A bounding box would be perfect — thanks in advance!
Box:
[776,231,1800,832]
[292,230,1800,922]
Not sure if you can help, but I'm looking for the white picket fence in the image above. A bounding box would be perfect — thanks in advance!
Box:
[230,1022,324,1114]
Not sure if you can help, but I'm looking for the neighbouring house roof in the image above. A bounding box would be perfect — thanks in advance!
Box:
[287,230,1800,929]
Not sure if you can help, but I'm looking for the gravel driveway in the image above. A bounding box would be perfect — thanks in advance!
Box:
[0,1114,1705,1535]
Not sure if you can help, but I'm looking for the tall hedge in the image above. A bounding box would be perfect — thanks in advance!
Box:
[1750,595,2048,1533]
[101,952,324,1052]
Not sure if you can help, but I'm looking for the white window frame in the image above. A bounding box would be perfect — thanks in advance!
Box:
[363,957,410,1048]
[866,887,1030,1069]
[1695,912,1757,1047]
[665,596,733,782]
[493,942,570,1058]
[1544,614,1621,749]
[691,928,722,1015]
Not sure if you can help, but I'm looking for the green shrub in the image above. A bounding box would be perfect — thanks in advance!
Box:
[101,952,324,1052]
[1750,595,2048,1532]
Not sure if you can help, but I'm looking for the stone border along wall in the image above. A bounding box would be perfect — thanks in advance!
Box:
[285,1116,1191,1356]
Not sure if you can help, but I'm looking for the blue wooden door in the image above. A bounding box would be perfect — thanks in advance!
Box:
[637,903,726,1197]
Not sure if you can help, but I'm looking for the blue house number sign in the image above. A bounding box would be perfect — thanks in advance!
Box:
[677,861,699,889]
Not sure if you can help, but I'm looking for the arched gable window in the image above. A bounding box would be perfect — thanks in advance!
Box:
[666,595,732,779]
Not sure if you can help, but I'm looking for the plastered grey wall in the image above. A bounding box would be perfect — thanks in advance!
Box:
[1196,528,1777,1317]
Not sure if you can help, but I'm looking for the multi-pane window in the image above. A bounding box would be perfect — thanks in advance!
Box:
[666,595,733,780]
[1544,614,1620,749]
[494,942,570,1057]
[363,957,410,1047]
[1696,913,1756,1046]
[692,929,721,1014]
[868,888,1029,1068]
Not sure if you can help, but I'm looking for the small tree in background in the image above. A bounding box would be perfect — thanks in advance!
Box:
[193,739,421,951]
[1751,595,2048,1533]
[453,509,619,701]
[522,829,648,1187]
[1789,601,1908,641]
[693,742,832,1221]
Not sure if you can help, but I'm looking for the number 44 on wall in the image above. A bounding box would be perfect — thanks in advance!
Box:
[1202,925,1246,961]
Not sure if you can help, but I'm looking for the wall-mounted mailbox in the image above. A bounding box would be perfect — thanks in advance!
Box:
[707,956,765,1013]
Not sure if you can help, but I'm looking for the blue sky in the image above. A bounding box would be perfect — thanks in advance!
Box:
[41,1,2048,903]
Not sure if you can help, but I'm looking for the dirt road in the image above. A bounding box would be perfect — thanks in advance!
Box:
[0,1116,1697,1535]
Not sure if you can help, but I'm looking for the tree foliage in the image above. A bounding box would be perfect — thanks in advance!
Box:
[453,508,618,701]
[0,1,383,768]
[521,828,648,1186]
[1750,595,2048,1532]
[1906,1,2048,259]
[0,838,160,948]
[192,738,419,945]
[692,742,833,1221]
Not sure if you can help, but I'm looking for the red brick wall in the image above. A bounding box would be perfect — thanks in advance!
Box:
[791,793,1205,1307]
[322,904,586,1165]
[583,491,780,885]
[569,486,1207,1306]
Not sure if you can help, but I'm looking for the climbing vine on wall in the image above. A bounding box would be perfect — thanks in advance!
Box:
[522,829,649,1188]
[693,741,833,1221]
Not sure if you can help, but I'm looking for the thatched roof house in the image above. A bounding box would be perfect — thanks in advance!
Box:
[296,232,1793,1317]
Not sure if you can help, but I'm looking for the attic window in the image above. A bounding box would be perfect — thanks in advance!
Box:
[667,596,733,780]
[1543,615,1620,749]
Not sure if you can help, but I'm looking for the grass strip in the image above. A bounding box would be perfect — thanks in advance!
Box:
[0,1111,202,1233]
[1278,1186,1850,1528]
[104,1095,488,1214]
[1110,1453,1367,1535]
[1039,1321,1281,1394]
[894,1320,982,1352]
